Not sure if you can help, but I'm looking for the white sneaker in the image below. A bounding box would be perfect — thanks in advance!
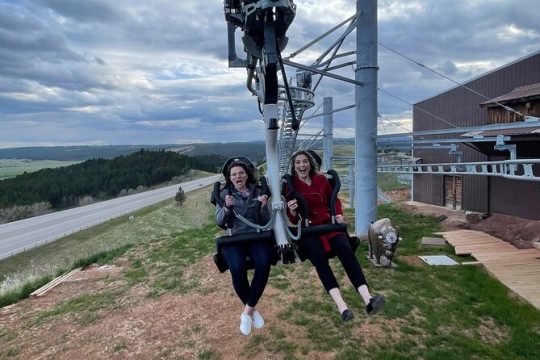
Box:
[252,310,264,329]
[240,313,252,335]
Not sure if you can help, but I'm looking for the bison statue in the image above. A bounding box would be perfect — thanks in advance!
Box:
[368,218,401,266]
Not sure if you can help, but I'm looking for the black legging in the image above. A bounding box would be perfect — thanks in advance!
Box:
[302,233,368,292]
[222,241,273,307]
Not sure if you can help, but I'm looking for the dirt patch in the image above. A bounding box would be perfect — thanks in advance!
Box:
[469,213,540,249]
[395,201,539,249]
[385,188,411,203]
[477,317,510,344]
[397,255,426,267]
[68,264,124,281]
[396,201,467,231]
[3,256,389,359]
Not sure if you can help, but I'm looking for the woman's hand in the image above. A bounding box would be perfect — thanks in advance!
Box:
[257,194,268,206]
[224,194,234,208]
[287,199,298,216]
[336,214,345,224]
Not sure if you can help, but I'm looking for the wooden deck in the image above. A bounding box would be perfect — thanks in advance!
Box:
[437,230,540,310]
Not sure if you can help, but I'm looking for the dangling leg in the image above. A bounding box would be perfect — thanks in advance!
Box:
[221,245,252,335]
[303,236,353,322]
[222,245,250,304]
[331,234,385,316]
[244,241,273,329]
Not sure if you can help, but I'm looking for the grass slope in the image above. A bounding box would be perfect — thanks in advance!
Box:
[1,197,539,359]
[0,187,213,304]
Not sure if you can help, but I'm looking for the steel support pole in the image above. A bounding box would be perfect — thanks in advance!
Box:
[264,104,289,250]
[322,97,334,171]
[354,0,378,237]
[348,161,355,207]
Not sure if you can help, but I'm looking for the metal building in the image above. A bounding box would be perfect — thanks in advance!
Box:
[412,51,540,219]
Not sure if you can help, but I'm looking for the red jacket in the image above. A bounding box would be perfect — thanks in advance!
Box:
[288,173,344,251]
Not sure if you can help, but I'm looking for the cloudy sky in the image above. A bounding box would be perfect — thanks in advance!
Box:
[0,0,538,148]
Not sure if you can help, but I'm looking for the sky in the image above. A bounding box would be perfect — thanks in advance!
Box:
[0,0,539,148]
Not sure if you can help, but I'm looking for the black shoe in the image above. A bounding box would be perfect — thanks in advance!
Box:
[366,295,385,316]
[341,309,354,322]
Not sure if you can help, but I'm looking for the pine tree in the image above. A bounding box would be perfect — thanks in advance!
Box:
[175,186,186,205]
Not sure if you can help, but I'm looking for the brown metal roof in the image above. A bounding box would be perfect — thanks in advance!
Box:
[460,125,540,137]
[480,82,540,106]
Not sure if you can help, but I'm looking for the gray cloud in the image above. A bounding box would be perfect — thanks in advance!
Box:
[0,0,539,148]
[35,0,123,23]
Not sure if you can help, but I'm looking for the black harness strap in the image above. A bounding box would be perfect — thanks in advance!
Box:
[211,181,234,230]
[283,173,309,226]
[326,169,341,221]
[283,170,340,226]
[210,175,278,273]
[283,170,359,260]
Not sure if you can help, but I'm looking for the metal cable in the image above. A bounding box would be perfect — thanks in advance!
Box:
[378,42,524,117]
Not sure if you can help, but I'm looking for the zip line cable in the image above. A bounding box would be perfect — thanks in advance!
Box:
[378,42,524,117]
[377,113,412,134]
[377,87,459,128]
[379,116,388,136]
[284,14,506,159]
[284,15,526,149]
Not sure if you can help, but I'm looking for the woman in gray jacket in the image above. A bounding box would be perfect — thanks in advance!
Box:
[215,160,273,336]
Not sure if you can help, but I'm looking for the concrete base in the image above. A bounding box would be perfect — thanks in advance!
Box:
[421,236,447,246]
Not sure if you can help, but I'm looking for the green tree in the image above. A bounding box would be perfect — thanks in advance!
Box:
[175,186,186,205]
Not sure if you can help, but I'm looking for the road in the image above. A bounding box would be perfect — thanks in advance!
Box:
[0,174,221,260]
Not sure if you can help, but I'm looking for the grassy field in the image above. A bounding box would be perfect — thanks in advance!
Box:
[249,206,539,359]
[317,145,411,193]
[1,192,539,359]
[378,173,410,191]
[0,186,214,302]
[0,159,80,180]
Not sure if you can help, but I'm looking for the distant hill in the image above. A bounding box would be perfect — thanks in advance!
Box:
[0,142,267,163]
[0,145,166,161]
[0,138,411,163]
[185,141,266,163]
[0,149,225,212]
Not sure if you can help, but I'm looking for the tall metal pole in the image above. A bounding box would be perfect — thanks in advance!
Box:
[348,161,355,207]
[322,97,334,171]
[355,0,378,237]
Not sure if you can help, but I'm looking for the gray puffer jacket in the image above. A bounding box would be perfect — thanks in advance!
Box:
[215,184,270,235]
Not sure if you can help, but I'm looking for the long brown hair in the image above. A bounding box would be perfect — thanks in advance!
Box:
[290,150,319,178]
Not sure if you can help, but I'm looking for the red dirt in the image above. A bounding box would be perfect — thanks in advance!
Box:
[469,213,540,249]
[384,188,411,203]
[0,257,398,359]
[396,200,539,249]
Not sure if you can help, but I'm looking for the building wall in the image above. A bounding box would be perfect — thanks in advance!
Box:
[462,175,488,212]
[489,176,540,220]
[413,174,444,206]
[413,148,489,211]
[412,51,540,215]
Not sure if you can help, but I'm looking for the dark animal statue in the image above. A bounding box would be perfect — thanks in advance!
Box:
[368,218,401,266]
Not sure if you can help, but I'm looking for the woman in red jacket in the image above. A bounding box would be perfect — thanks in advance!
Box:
[286,150,385,322]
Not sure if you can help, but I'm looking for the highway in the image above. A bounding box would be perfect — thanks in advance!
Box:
[0,174,221,260]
